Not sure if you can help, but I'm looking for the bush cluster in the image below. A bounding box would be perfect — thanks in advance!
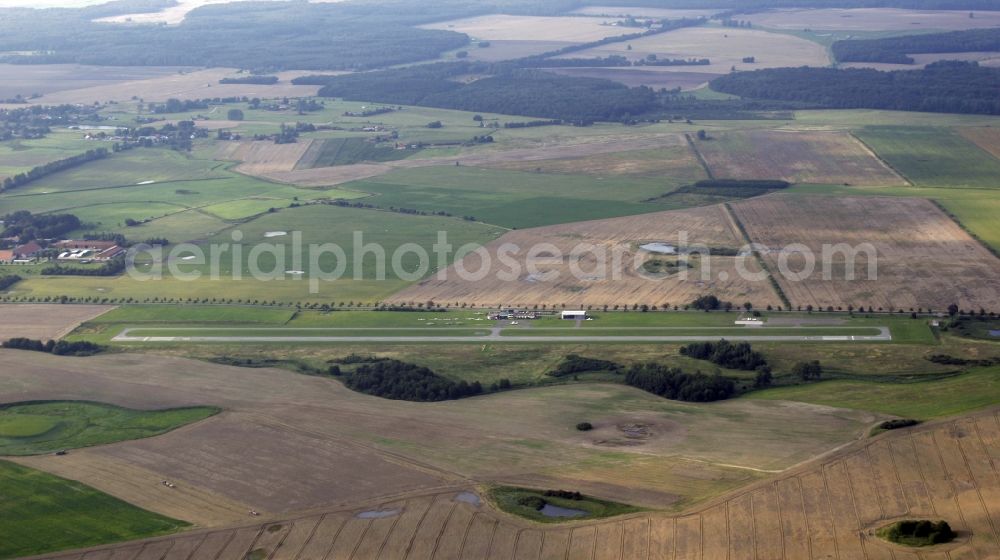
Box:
[881,520,956,545]
[680,340,768,371]
[624,363,735,402]
[339,359,483,402]
[2,338,104,356]
[549,354,621,377]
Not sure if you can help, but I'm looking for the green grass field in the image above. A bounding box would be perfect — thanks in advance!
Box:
[0,145,363,240]
[192,203,507,279]
[345,166,680,228]
[89,305,295,324]
[0,401,219,456]
[0,130,95,181]
[298,137,413,168]
[121,327,491,338]
[498,327,884,337]
[3,202,505,302]
[745,366,1000,419]
[854,126,1000,189]
[0,460,188,559]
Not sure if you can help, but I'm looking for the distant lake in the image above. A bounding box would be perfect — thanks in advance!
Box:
[0,0,109,6]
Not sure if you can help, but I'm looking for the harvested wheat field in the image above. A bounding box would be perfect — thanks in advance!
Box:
[215,140,314,175]
[556,27,830,75]
[31,408,1000,559]
[745,7,1000,32]
[419,15,629,42]
[571,7,721,19]
[0,64,193,100]
[30,69,321,105]
[0,349,880,530]
[844,51,1000,71]
[261,133,690,186]
[0,304,112,342]
[693,129,906,185]
[389,204,782,309]
[731,194,1000,312]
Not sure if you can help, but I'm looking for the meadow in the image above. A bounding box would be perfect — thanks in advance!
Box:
[0,401,219,456]
[746,365,1000,419]
[558,26,831,75]
[345,166,683,229]
[0,460,188,559]
[0,130,95,181]
[0,145,364,240]
[853,126,1000,189]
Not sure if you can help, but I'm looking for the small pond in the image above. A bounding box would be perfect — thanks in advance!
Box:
[540,504,587,518]
[989,330,1000,338]
[356,509,400,519]
[639,242,677,255]
[455,492,481,506]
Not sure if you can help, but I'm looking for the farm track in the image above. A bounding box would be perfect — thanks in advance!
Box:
[26,408,1000,560]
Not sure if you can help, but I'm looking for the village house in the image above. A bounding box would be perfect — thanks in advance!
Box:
[12,240,43,261]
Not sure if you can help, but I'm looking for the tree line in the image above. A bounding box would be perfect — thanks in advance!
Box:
[680,339,768,371]
[2,211,81,241]
[1,104,98,142]
[0,1,480,71]
[710,61,1000,116]
[300,59,808,123]
[41,258,126,277]
[624,363,736,402]
[1,149,108,192]
[0,275,21,291]
[833,28,1000,64]
[219,75,279,85]
[548,354,622,377]
[1,337,104,356]
[337,359,485,402]
[310,63,660,122]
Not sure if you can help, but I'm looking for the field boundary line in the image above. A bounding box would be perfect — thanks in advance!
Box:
[427,502,458,559]
[684,133,714,180]
[880,440,910,518]
[972,418,1000,484]
[722,202,792,309]
[847,131,912,187]
[926,430,975,538]
[952,423,1000,544]
[794,477,815,560]
[401,496,440,560]
[372,500,404,560]
[929,198,1000,260]
[320,513,350,560]
[289,515,326,560]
